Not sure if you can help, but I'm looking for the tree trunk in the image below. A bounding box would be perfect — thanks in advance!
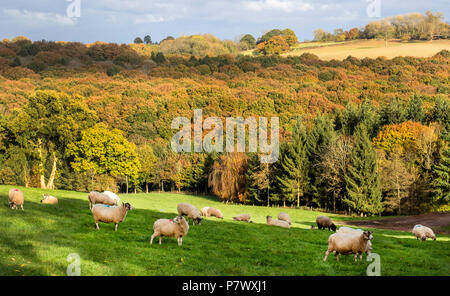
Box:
[46,153,58,189]
[333,192,336,213]
[37,141,46,189]
[146,182,148,194]
[297,190,300,208]
[126,176,129,194]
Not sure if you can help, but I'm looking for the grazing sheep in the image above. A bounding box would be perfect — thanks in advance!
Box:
[412,224,436,241]
[200,207,223,219]
[278,212,291,225]
[337,227,372,254]
[91,202,133,231]
[233,214,252,223]
[266,216,290,229]
[103,191,120,205]
[150,216,189,246]
[177,203,202,225]
[310,225,316,230]
[323,231,373,262]
[316,216,337,231]
[88,191,117,209]
[41,194,58,205]
[8,188,24,210]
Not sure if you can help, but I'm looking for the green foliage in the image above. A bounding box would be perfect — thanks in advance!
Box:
[432,136,450,204]
[106,65,121,76]
[239,34,256,49]
[134,37,143,44]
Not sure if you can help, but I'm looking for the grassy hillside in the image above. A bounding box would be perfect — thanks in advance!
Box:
[0,185,449,276]
[283,39,450,60]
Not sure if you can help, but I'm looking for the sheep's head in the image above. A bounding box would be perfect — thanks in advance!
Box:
[174,216,187,224]
[266,216,272,220]
[363,231,373,241]
[41,194,49,203]
[330,224,337,231]
[195,217,202,225]
[122,202,133,211]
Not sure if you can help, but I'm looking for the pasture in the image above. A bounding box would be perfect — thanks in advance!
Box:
[0,185,449,276]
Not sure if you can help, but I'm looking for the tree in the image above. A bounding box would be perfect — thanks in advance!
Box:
[136,144,156,193]
[258,29,283,44]
[247,153,274,206]
[144,35,152,44]
[276,121,308,207]
[256,36,289,55]
[134,37,143,44]
[239,34,256,49]
[66,124,140,186]
[432,135,450,205]
[281,29,298,46]
[344,124,383,216]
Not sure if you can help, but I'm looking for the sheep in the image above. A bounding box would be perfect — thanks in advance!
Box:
[278,212,291,225]
[266,216,290,229]
[412,224,436,241]
[41,194,58,204]
[91,202,133,231]
[316,216,337,231]
[88,191,117,209]
[323,231,373,262]
[177,203,202,225]
[103,191,120,205]
[150,216,189,246]
[310,225,316,230]
[233,214,252,223]
[200,206,223,219]
[337,226,372,254]
[8,188,24,210]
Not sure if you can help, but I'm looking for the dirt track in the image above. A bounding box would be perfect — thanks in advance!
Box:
[341,212,450,234]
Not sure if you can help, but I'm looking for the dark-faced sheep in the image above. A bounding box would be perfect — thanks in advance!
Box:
[316,216,336,231]
[412,224,436,241]
[177,203,202,225]
[8,188,24,210]
[91,202,133,231]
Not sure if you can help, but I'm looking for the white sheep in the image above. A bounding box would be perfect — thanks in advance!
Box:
[8,188,24,210]
[266,216,290,229]
[233,214,252,223]
[41,194,58,204]
[177,203,202,225]
[103,191,120,205]
[323,231,373,262]
[88,191,117,209]
[150,216,190,246]
[412,224,436,241]
[200,207,223,219]
[278,212,291,225]
[337,226,372,254]
[91,202,133,231]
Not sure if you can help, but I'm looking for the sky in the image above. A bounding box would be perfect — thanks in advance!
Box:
[0,0,448,43]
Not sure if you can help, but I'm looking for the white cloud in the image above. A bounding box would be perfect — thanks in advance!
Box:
[3,8,76,25]
[243,0,314,12]
[133,14,168,24]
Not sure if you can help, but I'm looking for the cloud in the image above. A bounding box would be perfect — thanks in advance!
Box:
[3,8,76,25]
[133,14,168,24]
[243,0,314,12]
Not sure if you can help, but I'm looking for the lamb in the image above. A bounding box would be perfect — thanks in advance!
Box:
[316,216,337,231]
[8,188,24,210]
[337,226,372,254]
[41,194,58,204]
[323,231,373,262]
[150,216,189,246]
[266,216,290,229]
[412,224,436,241]
[278,212,291,225]
[103,191,120,205]
[91,202,133,231]
[200,206,224,219]
[233,214,252,223]
[88,191,117,209]
[177,203,202,225]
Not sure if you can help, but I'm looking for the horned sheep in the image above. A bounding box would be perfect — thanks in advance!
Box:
[91,202,133,231]
[266,216,290,229]
[323,231,373,262]
[150,216,190,246]
[8,188,24,210]
[177,203,202,225]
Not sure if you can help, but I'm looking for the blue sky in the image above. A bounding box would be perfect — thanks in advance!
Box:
[0,0,448,43]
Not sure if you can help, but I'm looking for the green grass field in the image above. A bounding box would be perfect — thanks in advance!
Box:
[1,185,449,276]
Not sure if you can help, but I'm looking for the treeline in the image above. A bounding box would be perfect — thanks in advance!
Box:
[314,11,450,42]
[0,38,448,216]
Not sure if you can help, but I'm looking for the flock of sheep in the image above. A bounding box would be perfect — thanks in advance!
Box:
[7,188,438,263]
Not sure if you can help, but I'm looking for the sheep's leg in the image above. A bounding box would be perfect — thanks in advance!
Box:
[178,237,182,246]
[159,236,162,245]
[21,204,24,211]
[95,222,99,230]
[150,233,157,244]
[115,223,118,232]
[354,254,357,262]
[335,253,339,261]
[323,250,330,261]
[359,254,363,262]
